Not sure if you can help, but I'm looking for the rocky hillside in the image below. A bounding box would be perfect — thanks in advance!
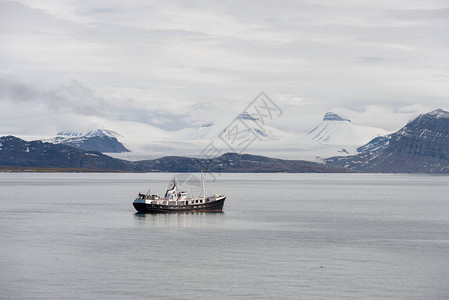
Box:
[326,109,449,173]
[135,152,350,173]
[1,136,349,173]
[0,136,132,171]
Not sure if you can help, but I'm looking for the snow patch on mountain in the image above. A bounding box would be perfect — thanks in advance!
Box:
[356,135,391,153]
[426,108,449,119]
[56,128,120,138]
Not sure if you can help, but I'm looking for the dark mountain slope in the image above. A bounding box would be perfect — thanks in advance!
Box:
[136,152,350,173]
[1,136,349,173]
[0,136,132,171]
[46,129,130,153]
[326,109,449,173]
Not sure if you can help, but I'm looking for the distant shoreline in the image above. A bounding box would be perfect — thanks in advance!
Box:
[0,166,124,173]
[0,166,354,174]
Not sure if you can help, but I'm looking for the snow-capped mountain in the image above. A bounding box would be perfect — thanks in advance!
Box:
[0,135,133,171]
[189,121,219,140]
[326,108,449,173]
[305,112,389,145]
[41,112,391,162]
[39,112,393,162]
[188,112,283,142]
[220,112,282,141]
[174,111,391,162]
[46,128,130,153]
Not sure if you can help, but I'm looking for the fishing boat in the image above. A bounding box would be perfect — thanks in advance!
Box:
[133,175,226,213]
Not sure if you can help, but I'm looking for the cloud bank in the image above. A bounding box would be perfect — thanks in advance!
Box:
[1,0,448,137]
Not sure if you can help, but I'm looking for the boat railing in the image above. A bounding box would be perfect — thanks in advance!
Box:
[150,200,188,206]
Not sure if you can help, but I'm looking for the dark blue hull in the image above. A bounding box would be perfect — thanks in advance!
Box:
[133,198,225,213]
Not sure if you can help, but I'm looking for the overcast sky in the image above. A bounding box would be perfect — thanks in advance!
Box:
[1,0,448,138]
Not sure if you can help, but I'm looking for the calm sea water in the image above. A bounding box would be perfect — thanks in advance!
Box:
[0,173,448,299]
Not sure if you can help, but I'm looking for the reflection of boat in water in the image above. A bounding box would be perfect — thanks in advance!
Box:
[133,175,226,213]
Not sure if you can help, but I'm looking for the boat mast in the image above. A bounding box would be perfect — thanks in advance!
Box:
[201,171,205,199]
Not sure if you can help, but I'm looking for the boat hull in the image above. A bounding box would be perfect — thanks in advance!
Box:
[133,197,226,213]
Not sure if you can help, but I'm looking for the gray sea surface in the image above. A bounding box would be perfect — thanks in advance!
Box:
[0,173,448,299]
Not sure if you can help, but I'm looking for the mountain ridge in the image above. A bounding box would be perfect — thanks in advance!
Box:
[326,109,449,173]
[45,128,130,153]
[2,108,448,173]
[305,112,389,145]
[0,135,131,171]
[0,135,349,173]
